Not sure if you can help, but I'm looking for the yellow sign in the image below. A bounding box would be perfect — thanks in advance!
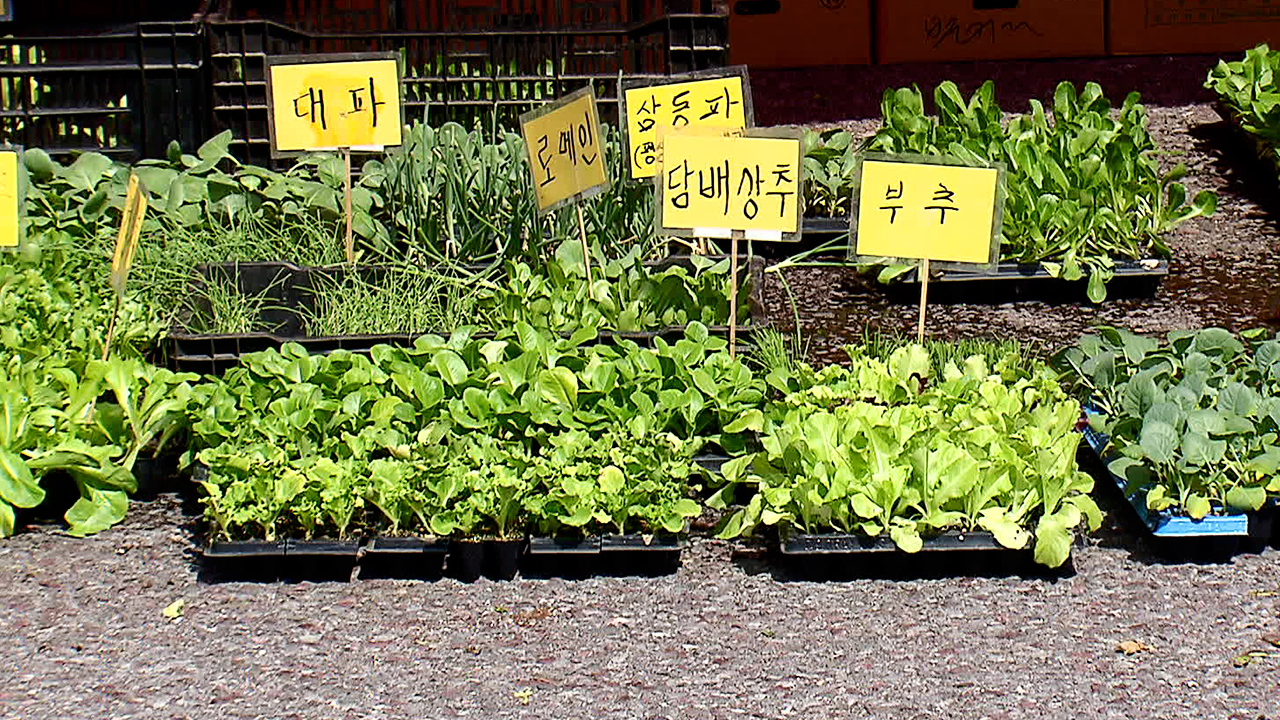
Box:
[267,54,402,154]
[854,158,1001,265]
[657,131,801,239]
[0,151,18,249]
[624,73,750,179]
[111,174,148,297]
[519,88,608,214]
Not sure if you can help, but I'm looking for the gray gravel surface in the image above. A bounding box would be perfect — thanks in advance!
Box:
[1,497,1277,720]
[4,59,1280,719]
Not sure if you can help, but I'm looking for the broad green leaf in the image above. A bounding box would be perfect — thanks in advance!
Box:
[888,523,922,553]
[0,448,43,508]
[433,350,469,387]
[1138,420,1178,464]
[599,465,625,494]
[64,488,129,537]
[978,507,1031,550]
[536,367,578,408]
[1224,485,1266,512]
[1184,494,1211,520]
[1032,512,1073,568]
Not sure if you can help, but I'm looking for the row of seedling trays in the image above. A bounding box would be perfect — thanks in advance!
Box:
[203,533,684,583]
[167,256,768,375]
[165,248,1168,375]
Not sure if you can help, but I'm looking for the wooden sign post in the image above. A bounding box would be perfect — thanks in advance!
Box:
[265,52,403,263]
[851,153,1004,344]
[519,87,610,295]
[655,127,804,356]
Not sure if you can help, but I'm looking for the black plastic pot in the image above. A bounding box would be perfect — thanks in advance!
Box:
[132,454,181,499]
[482,538,525,581]
[523,536,601,579]
[282,539,360,582]
[598,533,683,577]
[201,540,287,582]
[448,540,485,583]
[360,536,449,580]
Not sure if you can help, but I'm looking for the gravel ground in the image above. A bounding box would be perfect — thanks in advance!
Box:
[4,58,1280,719]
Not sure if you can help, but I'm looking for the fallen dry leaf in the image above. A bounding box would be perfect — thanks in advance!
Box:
[1231,650,1277,668]
[1117,640,1153,655]
[1261,632,1280,648]
[161,598,185,621]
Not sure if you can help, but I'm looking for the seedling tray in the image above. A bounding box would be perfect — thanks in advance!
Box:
[886,260,1168,304]
[1080,408,1276,554]
[168,256,765,375]
[775,529,1060,579]
[521,533,683,577]
[360,536,449,580]
[201,539,358,582]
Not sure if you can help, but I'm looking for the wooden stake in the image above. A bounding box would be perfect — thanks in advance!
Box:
[576,202,594,299]
[730,232,741,358]
[343,147,354,263]
[917,257,930,345]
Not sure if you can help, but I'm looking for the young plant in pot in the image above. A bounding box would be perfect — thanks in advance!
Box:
[436,438,531,582]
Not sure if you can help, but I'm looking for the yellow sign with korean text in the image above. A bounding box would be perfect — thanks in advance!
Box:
[854,157,1002,265]
[267,54,402,154]
[623,70,751,180]
[656,129,802,240]
[519,87,609,214]
[0,151,19,249]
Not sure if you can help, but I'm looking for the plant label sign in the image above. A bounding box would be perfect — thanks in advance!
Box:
[655,127,803,242]
[851,153,1004,267]
[111,173,148,297]
[266,52,403,155]
[519,87,609,215]
[0,148,21,249]
[621,67,753,181]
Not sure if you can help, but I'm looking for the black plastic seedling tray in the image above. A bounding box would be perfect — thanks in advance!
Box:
[201,538,359,582]
[776,530,1065,580]
[360,536,449,580]
[168,256,767,375]
[885,260,1168,304]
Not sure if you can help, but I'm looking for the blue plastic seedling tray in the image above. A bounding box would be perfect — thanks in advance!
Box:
[1081,407,1251,538]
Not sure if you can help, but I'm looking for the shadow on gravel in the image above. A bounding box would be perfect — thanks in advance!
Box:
[1188,117,1280,229]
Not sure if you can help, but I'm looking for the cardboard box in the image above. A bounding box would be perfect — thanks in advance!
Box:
[875,0,1106,64]
[729,0,872,68]
[1109,0,1280,56]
